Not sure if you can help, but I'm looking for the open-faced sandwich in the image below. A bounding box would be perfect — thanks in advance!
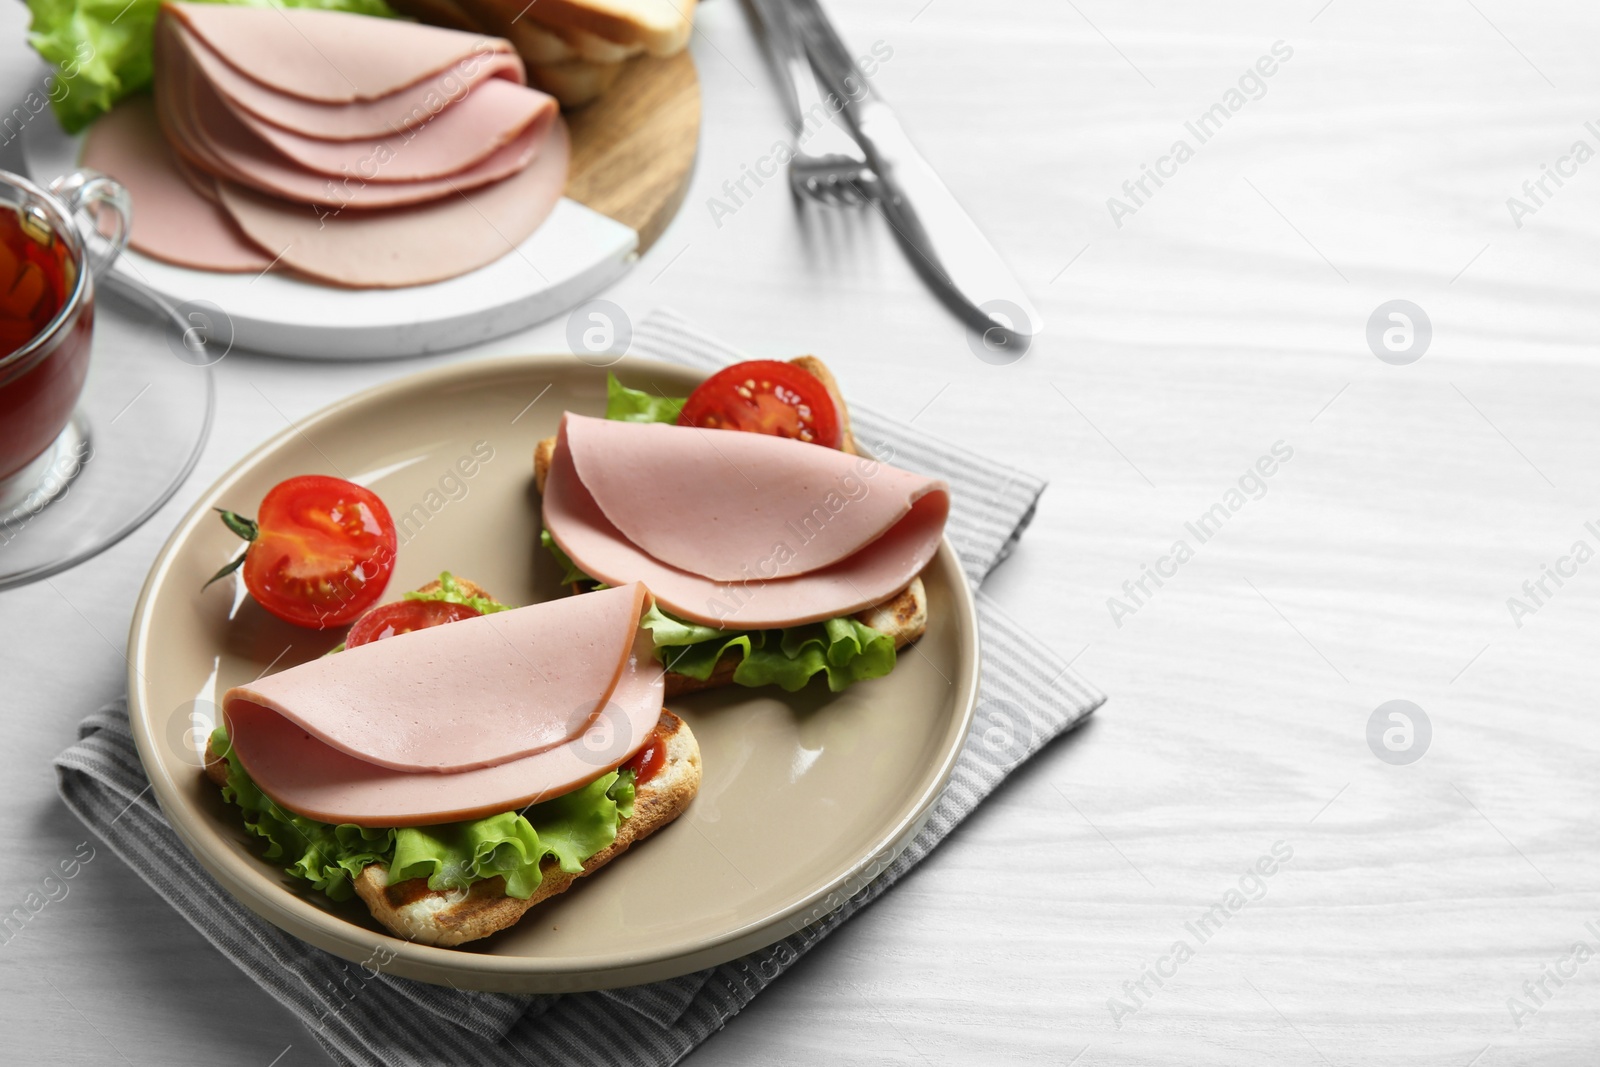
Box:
[204,574,700,946]
[533,357,951,697]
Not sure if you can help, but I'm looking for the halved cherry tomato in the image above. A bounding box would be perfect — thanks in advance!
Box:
[677,360,842,448]
[208,475,398,630]
[346,598,481,648]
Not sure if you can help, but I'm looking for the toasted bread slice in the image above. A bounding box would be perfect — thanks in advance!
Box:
[531,355,927,694]
[352,710,698,946]
[204,578,701,947]
[411,574,495,601]
[203,711,699,946]
[513,0,694,57]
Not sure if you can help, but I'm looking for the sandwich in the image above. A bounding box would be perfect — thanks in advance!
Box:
[204,574,700,946]
[532,356,950,697]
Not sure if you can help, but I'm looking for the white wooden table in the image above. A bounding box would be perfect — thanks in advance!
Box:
[3,1,1598,1063]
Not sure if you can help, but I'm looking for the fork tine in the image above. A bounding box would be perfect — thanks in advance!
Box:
[787,162,877,208]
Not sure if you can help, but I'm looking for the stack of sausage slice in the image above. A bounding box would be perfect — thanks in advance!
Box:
[81,2,568,288]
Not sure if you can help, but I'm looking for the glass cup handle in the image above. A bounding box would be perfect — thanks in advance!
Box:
[48,169,132,279]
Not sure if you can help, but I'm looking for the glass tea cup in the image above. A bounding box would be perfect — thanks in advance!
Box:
[0,168,130,519]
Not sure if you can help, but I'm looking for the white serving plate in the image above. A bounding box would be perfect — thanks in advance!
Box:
[24,117,638,360]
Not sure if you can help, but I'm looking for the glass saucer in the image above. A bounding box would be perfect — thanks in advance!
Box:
[0,291,215,589]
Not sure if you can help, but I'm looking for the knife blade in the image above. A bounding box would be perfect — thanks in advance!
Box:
[787,0,1043,351]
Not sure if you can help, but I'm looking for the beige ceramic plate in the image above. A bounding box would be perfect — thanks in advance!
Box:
[127,355,980,992]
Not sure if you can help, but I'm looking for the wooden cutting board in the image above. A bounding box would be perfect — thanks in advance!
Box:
[565,51,700,253]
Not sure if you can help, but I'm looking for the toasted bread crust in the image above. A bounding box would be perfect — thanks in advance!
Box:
[411,575,495,602]
[534,435,558,496]
[203,736,229,789]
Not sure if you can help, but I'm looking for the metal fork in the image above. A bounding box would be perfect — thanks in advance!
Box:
[744,0,875,206]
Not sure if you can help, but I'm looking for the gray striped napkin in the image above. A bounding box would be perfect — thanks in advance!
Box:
[54,309,1104,1067]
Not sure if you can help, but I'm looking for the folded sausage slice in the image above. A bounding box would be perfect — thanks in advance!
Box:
[163,60,544,209]
[152,19,549,208]
[564,413,949,581]
[222,622,663,827]
[232,78,557,183]
[223,583,648,775]
[213,116,570,288]
[171,16,524,141]
[165,1,519,104]
[79,96,272,272]
[543,416,950,628]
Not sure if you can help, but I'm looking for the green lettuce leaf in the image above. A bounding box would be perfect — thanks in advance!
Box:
[608,768,636,820]
[539,530,599,588]
[605,373,686,424]
[404,570,514,615]
[211,722,637,901]
[26,0,399,134]
[210,728,393,902]
[637,597,897,693]
[389,770,635,899]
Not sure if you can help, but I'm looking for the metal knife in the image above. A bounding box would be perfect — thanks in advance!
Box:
[787,0,1043,349]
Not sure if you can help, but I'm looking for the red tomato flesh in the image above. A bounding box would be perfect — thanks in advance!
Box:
[677,360,842,448]
[346,599,481,648]
[242,475,397,629]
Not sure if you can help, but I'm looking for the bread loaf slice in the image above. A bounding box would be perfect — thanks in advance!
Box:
[514,0,695,56]
[527,57,627,107]
[381,0,650,105]
[503,20,579,65]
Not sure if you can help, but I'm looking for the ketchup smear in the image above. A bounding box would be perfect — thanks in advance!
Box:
[622,720,672,786]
